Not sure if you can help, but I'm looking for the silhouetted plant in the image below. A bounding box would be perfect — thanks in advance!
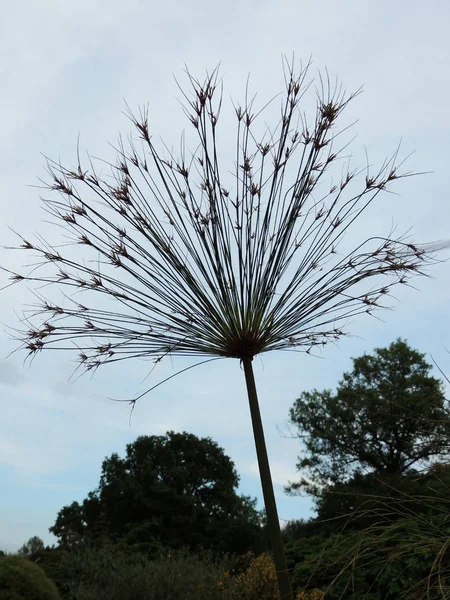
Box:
[3,57,444,599]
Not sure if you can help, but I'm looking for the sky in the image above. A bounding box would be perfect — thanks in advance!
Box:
[1,0,450,552]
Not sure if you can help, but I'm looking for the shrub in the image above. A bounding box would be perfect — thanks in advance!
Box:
[0,554,60,600]
[296,590,325,600]
[58,542,240,600]
[231,551,324,600]
[233,552,280,600]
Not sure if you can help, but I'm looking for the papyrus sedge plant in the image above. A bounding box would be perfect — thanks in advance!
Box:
[2,60,442,599]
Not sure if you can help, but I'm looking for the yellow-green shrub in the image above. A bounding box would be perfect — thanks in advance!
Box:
[233,552,280,600]
[296,589,325,600]
[231,552,324,600]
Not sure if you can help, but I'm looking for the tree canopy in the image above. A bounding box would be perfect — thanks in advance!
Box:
[281,340,450,599]
[50,431,266,558]
[286,339,450,497]
[18,536,45,557]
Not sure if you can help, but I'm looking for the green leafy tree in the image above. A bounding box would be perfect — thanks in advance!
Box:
[5,58,445,600]
[284,341,450,598]
[18,536,45,557]
[286,339,450,499]
[0,554,60,600]
[281,519,322,545]
[50,431,266,558]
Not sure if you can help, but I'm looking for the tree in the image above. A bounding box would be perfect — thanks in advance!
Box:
[284,341,450,598]
[50,431,266,558]
[281,519,322,544]
[18,536,45,557]
[286,339,450,499]
[4,58,444,600]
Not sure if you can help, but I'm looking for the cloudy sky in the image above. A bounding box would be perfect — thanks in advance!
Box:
[1,0,450,552]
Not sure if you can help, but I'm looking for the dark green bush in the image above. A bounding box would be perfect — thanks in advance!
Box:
[0,554,60,600]
[57,542,243,600]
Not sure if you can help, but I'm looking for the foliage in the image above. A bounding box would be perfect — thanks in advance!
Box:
[230,551,324,600]
[49,431,267,558]
[287,509,450,600]
[310,464,450,533]
[22,546,72,600]
[31,541,324,600]
[282,340,450,599]
[0,554,60,600]
[286,339,449,497]
[18,536,46,557]
[295,591,325,600]
[281,519,322,544]
[51,542,247,600]
[283,464,450,599]
[234,552,280,599]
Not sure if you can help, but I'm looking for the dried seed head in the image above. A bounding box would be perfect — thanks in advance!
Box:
[79,234,92,246]
[26,340,44,353]
[320,102,339,122]
[6,61,441,387]
[73,205,87,216]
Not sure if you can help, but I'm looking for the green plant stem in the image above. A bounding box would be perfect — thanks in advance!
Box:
[242,356,293,600]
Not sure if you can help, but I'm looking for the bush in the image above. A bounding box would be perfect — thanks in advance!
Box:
[231,552,324,600]
[57,542,243,600]
[25,541,327,600]
[233,552,280,600]
[296,592,325,600]
[0,554,60,600]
